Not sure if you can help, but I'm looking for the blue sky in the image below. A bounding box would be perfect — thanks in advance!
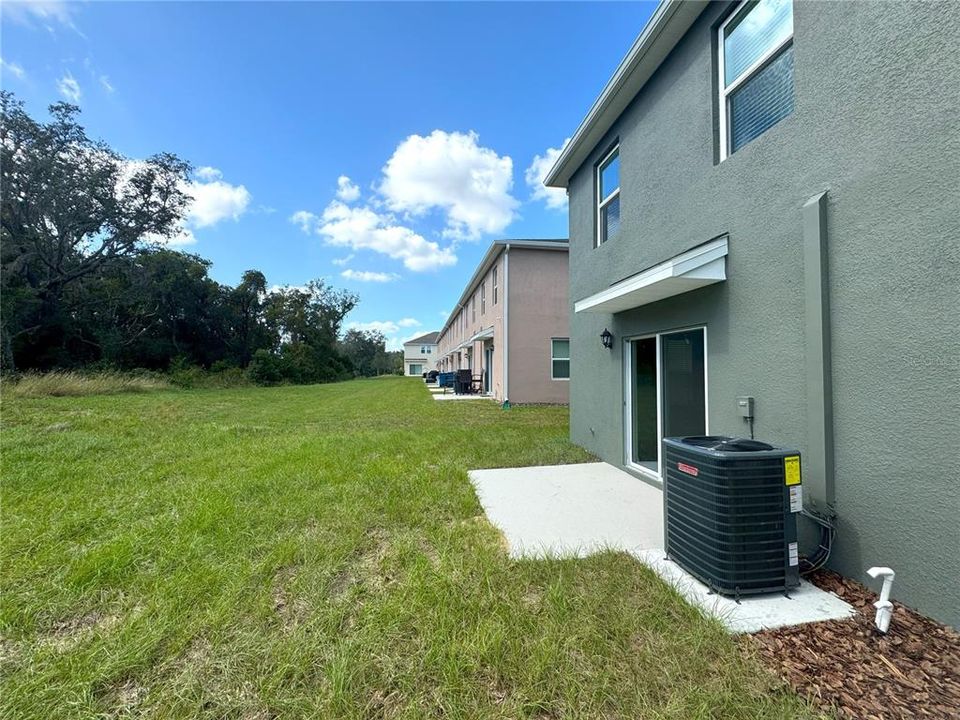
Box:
[1,0,655,348]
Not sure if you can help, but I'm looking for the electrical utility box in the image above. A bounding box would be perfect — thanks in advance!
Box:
[662,436,802,598]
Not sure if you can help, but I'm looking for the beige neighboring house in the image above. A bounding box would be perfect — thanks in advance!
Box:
[403,332,439,376]
[436,239,569,404]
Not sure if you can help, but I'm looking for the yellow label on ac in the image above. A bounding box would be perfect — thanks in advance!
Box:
[784,455,801,486]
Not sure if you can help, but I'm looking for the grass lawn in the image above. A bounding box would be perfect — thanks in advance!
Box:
[2,377,821,719]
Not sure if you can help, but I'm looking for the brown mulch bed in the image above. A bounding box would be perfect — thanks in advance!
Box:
[744,569,960,719]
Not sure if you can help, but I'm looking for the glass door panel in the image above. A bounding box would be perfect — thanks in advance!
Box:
[661,329,706,439]
[630,337,658,471]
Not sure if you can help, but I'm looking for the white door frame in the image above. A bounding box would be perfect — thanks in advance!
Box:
[623,325,709,482]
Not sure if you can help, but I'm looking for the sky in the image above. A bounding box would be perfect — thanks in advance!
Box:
[1,0,656,349]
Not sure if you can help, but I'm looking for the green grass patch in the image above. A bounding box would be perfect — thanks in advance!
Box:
[1,377,821,718]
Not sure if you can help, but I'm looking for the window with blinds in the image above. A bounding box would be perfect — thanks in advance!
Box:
[595,145,620,246]
[718,0,794,159]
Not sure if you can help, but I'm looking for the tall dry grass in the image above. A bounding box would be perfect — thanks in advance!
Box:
[4,371,173,398]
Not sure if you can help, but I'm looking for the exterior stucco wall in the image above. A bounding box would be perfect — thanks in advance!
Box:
[567,1,960,625]
[507,248,570,405]
[402,343,437,375]
[436,254,507,400]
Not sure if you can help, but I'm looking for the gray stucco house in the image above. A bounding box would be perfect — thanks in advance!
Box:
[545,0,959,627]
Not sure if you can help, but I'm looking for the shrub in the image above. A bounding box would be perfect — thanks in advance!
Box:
[247,349,284,386]
[168,358,251,389]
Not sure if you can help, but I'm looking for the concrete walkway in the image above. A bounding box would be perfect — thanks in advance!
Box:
[433,393,494,401]
[469,462,855,634]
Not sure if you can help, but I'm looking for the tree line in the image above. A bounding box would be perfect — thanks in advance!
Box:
[0,92,400,383]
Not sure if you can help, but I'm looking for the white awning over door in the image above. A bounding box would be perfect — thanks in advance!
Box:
[574,237,728,314]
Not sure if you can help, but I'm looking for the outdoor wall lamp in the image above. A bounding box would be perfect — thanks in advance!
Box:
[600,328,614,349]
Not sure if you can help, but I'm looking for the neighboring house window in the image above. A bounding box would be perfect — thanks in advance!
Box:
[718,0,794,159]
[481,283,486,314]
[420,345,427,354]
[492,266,498,305]
[551,338,570,380]
[410,363,422,375]
[596,145,620,246]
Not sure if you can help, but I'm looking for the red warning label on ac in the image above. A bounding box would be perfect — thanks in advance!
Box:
[678,462,699,477]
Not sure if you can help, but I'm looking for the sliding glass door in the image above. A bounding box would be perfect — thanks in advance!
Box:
[630,337,658,471]
[626,328,707,477]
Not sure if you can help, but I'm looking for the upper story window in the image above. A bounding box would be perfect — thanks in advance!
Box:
[481,282,486,314]
[492,266,499,305]
[718,0,794,159]
[596,145,620,246]
[472,295,476,322]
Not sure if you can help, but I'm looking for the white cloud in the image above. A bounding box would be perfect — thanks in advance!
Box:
[341,269,399,283]
[137,165,249,245]
[347,319,426,350]
[315,200,457,272]
[438,309,449,319]
[336,175,361,203]
[56,71,81,102]
[99,75,114,93]
[144,227,197,247]
[379,130,518,241]
[0,58,25,80]
[2,1,78,31]
[349,320,402,335]
[331,254,354,267]
[290,210,318,233]
[525,139,570,210]
[194,166,222,181]
[186,173,251,227]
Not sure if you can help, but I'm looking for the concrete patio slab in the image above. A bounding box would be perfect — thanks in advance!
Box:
[469,462,855,634]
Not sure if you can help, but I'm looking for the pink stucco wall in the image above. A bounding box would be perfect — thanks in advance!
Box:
[506,248,569,404]
[435,245,568,404]
[436,254,506,399]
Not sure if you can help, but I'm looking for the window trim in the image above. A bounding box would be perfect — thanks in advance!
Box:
[550,337,571,381]
[492,266,499,305]
[595,144,620,247]
[481,282,486,314]
[717,0,794,161]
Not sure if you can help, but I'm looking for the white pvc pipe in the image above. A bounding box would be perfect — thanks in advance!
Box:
[866,566,896,633]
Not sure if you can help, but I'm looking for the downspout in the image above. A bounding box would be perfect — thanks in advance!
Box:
[503,244,510,403]
[802,192,835,513]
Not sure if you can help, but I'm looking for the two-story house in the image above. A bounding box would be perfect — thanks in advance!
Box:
[436,239,569,405]
[402,332,439,376]
[545,0,958,627]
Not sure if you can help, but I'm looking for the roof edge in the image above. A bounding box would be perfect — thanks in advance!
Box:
[403,331,440,346]
[437,239,568,337]
[544,0,708,188]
